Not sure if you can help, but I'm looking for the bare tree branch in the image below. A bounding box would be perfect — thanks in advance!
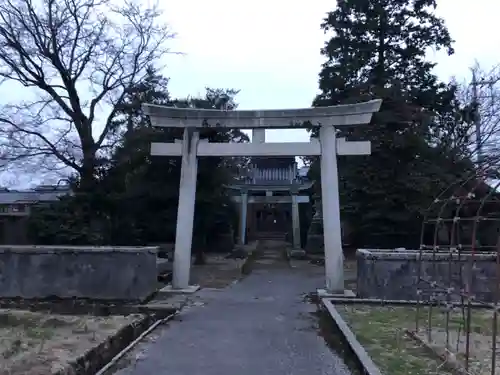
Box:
[458,63,500,168]
[0,0,176,188]
[427,62,500,173]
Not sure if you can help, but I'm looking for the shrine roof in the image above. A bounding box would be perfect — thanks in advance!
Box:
[251,157,296,168]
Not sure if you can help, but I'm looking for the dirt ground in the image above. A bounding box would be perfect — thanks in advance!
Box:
[337,304,499,375]
[0,309,144,375]
[188,246,358,291]
[190,254,248,289]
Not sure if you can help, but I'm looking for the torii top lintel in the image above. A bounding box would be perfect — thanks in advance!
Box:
[142,99,382,129]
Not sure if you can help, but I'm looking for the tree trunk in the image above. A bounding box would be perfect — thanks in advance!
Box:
[79,133,98,192]
[375,5,387,87]
[79,162,97,191]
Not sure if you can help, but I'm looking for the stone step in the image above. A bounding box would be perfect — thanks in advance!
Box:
[253,232,287,240]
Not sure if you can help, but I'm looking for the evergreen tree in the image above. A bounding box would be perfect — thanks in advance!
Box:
[311,0,472,248]
[315,0,453,107]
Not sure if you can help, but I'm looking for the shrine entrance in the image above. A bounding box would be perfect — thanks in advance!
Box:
[143,99,382,294]
[227,140,312,245]
[255,204,289,233]
[257,204,287,231]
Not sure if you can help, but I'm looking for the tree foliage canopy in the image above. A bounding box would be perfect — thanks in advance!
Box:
[311,0,474,248]
[28,68,247,259]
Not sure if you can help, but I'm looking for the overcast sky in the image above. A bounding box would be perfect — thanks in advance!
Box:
[3,0,500,188]
[162,0,500,143]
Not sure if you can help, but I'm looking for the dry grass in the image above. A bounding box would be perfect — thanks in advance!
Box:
[0,309,143,375]
[336,304,500,375]
[414,307,500,375]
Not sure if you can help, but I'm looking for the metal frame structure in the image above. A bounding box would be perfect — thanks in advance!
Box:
[414,166,500,374]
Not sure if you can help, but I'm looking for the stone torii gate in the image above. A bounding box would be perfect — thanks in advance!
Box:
[143,99,382,295]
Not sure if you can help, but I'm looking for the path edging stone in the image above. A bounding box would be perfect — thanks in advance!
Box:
[321,298,383,375]
[321,296,490,308]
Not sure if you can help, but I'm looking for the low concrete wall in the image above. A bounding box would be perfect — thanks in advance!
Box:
[0,246,158,301]
[357,249,498,302]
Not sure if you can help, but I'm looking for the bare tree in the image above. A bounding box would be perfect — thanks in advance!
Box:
[0,0,175,189]
[454,63,500,167]
[426,62,500,175]
[465,63,500,167]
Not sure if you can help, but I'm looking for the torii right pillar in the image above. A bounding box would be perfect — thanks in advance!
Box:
[317,125,381,297]
[318,126,346,296]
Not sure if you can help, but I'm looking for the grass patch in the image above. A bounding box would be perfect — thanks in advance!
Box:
[336,304,457,375]
[337,304,500,375]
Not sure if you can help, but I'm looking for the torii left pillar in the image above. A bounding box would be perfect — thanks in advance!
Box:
[166,128,200,293]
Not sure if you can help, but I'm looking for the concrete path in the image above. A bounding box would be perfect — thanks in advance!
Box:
[114,241,352,375]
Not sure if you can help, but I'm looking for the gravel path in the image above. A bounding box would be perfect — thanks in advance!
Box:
[113,241,352,375]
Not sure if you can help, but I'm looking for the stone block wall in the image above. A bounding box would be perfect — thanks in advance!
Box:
[357,249,498,302]
[0,246,158,301]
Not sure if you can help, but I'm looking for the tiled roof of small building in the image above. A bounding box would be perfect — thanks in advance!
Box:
[251,157,296,168]
[0,185,71,204]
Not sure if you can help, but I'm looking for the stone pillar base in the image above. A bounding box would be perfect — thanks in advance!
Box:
[317,289,355,298]
[159,285,200,295]
[288,248,307,259]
